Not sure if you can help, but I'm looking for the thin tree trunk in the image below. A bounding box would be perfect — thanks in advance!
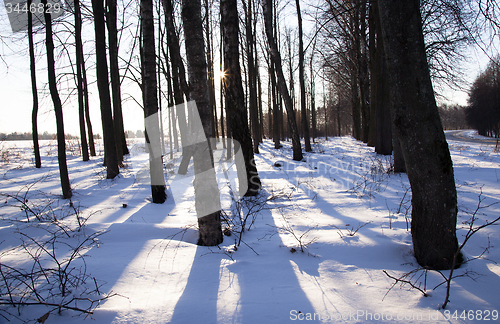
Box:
[107,0,128,162]
[182,0,223,246]
[263,0,302,161]
[369,0,392,155]
[204,0,217,142]
[75,0,89,162]
[358,0,370,143]
[28,0,41,168]
[78,40,96,157]
[92,0,119,179]
[296,0,311,152]
[162,0,192,174]
[310,42,317,142]
[141,0,167,203]
[219,20,226,148]
[271,61,280,148]
[378,0,459,270]
[243,0,260,154]
[42,0,71,198]
[222,0,261,196]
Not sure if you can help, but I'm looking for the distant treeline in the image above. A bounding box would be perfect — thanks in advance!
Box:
[0,132,101,141]
[438,104,468,130]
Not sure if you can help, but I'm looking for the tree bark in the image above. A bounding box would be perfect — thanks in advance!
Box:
[42,0,71,198]
[222,0,261,196]
[378,0,459,269]
[141,0,167,203]
[182,0,223,246]
[91,0,119,179]
[263,0,302,161]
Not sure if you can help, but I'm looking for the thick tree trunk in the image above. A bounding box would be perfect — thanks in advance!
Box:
[263,0,302,161]
[141,0,167,203]
[91,0,119,179]
[75,0,89,162]
[182,0,223,246]
[222,0,261,196]
[296,0,311,152]
[378,0,459,270]
[28,0,41,168]
[42,0,71,198]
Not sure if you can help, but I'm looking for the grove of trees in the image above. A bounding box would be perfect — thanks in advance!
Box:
[466,56,500,149]
[2,0,499,267]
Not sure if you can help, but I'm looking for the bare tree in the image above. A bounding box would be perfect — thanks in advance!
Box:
[368,0,391,155]
[221,0,262,196]
[296,0,312,152]
[107,0,129,162]
[28,0,41,169]
[41,0,72,198]
[182,0,223,246]
[378,0,459,269]
[141,0,167,203]
[75,0,90,162]
[91,0,120,179]
[263,0,303,161]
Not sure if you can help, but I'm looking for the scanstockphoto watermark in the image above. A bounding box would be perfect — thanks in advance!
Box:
[290,309,449,322]
[134,100,249,218]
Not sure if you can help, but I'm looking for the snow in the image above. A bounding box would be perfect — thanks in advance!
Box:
[1,132,499,323]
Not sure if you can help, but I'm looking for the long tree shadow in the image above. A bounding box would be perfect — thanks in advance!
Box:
[169,189,318,323]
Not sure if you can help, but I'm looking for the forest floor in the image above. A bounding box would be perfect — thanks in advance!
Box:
[0,131,499,323]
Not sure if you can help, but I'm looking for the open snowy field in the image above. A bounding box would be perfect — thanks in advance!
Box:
[1,132,499,323]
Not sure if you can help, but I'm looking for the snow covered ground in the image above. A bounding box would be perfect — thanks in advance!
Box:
[1,133,499,323]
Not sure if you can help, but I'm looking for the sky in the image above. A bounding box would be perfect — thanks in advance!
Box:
[0,1,495,137]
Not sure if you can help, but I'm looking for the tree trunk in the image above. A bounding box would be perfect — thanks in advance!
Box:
[310,42,317,142]
[263,0,302,161]
[243,0,260,154]
[296,0,311,152]
[107,0,129,161]
[162,0,192,174]
[204,0,217,142]
[378,0,459,270]
[28,0,41,168]
[350,0,362,141]
[182,0,223,246]
[369,0,392,155]
[141,0,167,203]
[222,0,261,196]
[78,41,96,157]
[75,0,90,162]
[358,0,370,143]
[271,62,280,149]
[91,0,119,179]
[42,0,71,198]
[219,21,226,148]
